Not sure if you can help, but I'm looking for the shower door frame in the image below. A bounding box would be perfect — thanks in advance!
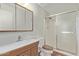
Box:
[55,11,78,55]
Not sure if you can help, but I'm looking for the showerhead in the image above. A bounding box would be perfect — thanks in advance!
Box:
[48,17,52,19]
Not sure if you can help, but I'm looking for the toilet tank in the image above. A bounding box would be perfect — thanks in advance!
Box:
[38,37,44,48]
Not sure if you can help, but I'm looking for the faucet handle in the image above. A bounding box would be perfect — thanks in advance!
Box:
[18,35,21,40]
[16,35,21,42]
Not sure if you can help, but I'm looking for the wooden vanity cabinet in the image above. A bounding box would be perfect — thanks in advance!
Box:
[2,42,39,56]
[30,46,38,56]
[18,50,30,56]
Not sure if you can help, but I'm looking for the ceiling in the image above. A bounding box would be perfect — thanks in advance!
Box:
[38,3,79,15]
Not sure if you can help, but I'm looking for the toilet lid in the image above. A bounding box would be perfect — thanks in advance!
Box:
[41,48,53,54]
[42,45,53,50]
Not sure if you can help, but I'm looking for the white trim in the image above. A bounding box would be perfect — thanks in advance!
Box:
[53,49,75,56]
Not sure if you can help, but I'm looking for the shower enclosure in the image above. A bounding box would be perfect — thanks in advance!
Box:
[56,11,77,55]
[45,11,77,55]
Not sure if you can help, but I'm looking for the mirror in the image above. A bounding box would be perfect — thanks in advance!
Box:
[0,3,33,31]
[0,3,15,31]
[16,4,26,30]
[16,4,33,31]
[25,8,33,31]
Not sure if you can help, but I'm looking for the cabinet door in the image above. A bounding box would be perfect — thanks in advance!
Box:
[0,3,15,30]
[30,46,38,56]
[16,4,26,30]
[19,50,30,56]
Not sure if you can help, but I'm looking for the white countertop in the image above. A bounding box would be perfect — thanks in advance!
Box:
[0,38,41,55]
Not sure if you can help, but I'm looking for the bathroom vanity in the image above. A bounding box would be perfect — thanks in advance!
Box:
[3,42,38,56]
[0,39,39,56]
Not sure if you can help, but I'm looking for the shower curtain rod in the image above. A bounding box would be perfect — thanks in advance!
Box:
[47,9,79,17]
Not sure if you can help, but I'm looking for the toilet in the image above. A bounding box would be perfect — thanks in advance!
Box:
[38,38,53,56]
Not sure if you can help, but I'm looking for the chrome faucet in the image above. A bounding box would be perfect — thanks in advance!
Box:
[17,35,22,42]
